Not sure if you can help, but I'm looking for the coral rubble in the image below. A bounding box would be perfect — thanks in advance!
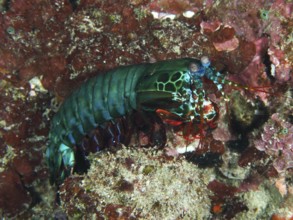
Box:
[60,147,213,219]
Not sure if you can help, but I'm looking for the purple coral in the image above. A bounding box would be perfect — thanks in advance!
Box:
[254,113,293,172]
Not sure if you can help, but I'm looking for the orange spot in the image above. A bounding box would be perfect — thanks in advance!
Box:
[271,214,286,220]
[212,203,223,214]
[203,104,213,114]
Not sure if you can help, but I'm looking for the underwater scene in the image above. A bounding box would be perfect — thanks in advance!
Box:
[0,0,292,219]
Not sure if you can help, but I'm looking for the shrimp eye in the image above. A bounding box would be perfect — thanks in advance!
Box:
[189,62,199,73]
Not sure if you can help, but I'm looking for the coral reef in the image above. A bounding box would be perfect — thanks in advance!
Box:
[0,0,292,219]
[60,147,213,219]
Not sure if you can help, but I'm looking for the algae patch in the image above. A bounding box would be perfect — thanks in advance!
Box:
[60,147,213,219]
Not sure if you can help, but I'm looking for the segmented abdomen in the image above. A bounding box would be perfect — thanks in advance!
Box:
[49,64,148,148]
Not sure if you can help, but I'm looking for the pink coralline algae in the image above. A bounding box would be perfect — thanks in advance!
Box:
[254,113,293,173]
[268,47,292,83]
[212,25,240,52]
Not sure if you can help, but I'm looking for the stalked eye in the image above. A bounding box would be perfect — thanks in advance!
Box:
[189,62,199,73]
[200,56,210,68]
[189,62,205,78]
